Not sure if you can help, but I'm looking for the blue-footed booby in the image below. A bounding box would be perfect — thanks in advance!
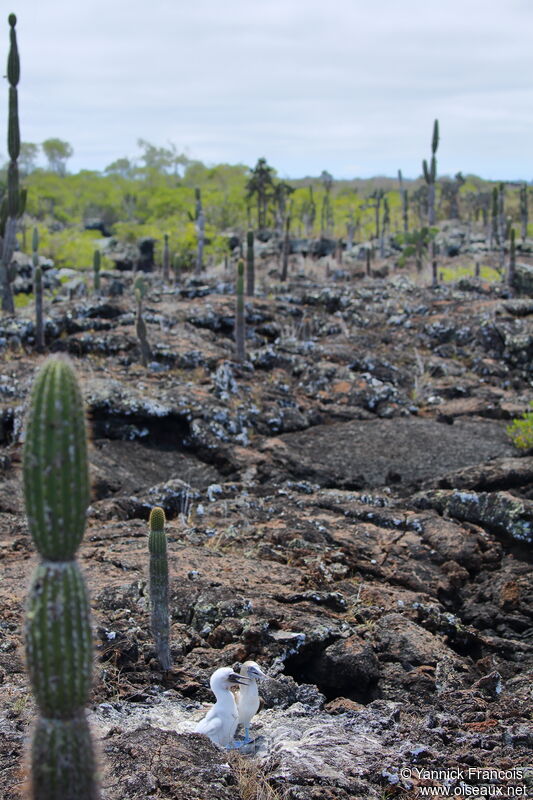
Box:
[195,667,251,748]
[235,660,268,743]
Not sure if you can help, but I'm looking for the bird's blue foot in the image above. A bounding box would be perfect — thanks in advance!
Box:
[242,726,251,744]
[225,740,246,750]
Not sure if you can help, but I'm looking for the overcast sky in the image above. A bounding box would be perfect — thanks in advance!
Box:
[4,0,533,179]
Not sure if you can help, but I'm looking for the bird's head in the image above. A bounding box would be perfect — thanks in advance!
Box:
[210,666,251,692]
[241,660,268,681]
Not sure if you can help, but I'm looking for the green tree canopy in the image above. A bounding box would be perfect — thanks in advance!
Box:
[42,138,73,176]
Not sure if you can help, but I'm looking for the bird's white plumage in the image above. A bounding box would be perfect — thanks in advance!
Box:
[235,661,267,737]
[195,667,247,747]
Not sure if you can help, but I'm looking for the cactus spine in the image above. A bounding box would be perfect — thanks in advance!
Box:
[92,249,101,294]
[23,357,98,800]
[162,233,170,282]
[33,226,44,351]
[148,507,171,670]
[235,259,245,362]
[1,14,22,313]
[195,188,205,276]
[422,119,439,226]
[246,230,255,297]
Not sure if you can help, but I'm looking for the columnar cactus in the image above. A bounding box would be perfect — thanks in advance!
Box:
[498,183,505,272]
[195,188,205,276]
[246,230,254,297]
[172,252,181,285]
[92,249,101,294]
[162,233,170,282]
[422,119,439,225]
[148,507,171,670]
[491,186,499,249]
[23,357,99,800]
[509,227,516,287]
[32,227,44,351]
[1,14,24,313]
[135,287,151,367]
[235,259,245,362]
[519,184,528,242]
[398,169,409,234]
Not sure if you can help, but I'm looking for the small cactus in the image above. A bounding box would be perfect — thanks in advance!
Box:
[235,259,245,362]
[135,287,151,367]
[422,119,439,226]
[22,357,98,800]
[93,249,101,293]
[519,184,528,242]
[172,252,181,285]
[195,188,205,276]
[162,233,170,282]
[32,227,44,350]
[509,227,516,287]
[148,507,171,670]
[246,230,254,297]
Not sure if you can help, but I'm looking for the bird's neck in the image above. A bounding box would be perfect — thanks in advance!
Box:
[213,688,237,710]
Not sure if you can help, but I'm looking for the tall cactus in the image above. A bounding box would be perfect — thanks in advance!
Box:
[520,184,528,242]
[422,119,439,226]
[491,186,499,249]
[23,357,99,800]
[509,227,516,287]
[398,169,409,234]
[92,249,101,294]
[32,227,44,351]
[1,14,25,313]
[195,188,205,276]
[246,230,255,297]
[148,507,171,670]
[135,287,151,367]
[162,233,170,282]
[235,259,245,362]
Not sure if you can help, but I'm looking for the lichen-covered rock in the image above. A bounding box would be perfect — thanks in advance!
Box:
[413,489,533,544]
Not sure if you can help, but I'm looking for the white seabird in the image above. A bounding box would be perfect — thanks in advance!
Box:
[195,667,251,748]
[235,660,268,743]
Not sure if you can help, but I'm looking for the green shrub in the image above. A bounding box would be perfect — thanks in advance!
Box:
[507,403,533,450]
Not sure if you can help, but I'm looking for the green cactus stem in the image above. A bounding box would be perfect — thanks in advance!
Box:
[519,184,528,242]
[135,288,151,367]
[422,119,439,226]
[1,13,24,313]
[92,249,101,293]
[398,169,409,234]
[148,506,171,670]
[23,359,90,561]
[162,233,170,282]
[22,357,98,800]
[235,259,245,362]
[195,188,205,276]
[33,227,44,351]
[509,227,516,287]
[246,230,254,297]
[172,252,181,285]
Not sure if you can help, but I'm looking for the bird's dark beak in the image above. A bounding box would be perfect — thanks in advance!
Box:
[228,672,251,686]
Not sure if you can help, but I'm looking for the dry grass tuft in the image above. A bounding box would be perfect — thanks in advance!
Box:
[228,752,288,800]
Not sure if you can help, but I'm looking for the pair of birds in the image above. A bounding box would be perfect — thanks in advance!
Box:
[195,661,267,748]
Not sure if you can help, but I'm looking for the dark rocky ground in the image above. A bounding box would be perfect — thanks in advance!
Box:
[0,248,532,799]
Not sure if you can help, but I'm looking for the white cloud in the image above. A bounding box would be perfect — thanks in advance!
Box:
[4,0,533,178]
